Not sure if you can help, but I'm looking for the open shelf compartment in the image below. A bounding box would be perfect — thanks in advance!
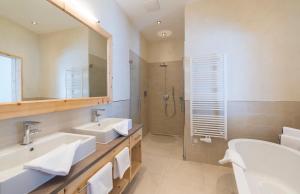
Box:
[130,141,142,181]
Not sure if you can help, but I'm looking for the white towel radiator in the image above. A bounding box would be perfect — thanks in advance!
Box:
[190,54,227,139]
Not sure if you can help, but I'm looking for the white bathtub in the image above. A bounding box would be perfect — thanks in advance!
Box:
[228,139,300,194]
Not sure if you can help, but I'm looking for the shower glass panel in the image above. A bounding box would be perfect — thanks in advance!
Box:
[130,52,141,124]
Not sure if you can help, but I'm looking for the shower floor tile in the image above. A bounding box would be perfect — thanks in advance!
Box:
[124,134,238,194]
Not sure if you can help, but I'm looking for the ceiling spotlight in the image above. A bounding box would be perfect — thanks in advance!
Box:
[31,21,38,25]
[157,30,172,39]
[156,20,162,25]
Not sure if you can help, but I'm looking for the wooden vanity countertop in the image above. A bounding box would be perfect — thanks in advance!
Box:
[30,124,143,194]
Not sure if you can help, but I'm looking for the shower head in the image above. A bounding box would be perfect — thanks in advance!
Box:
[160,63,167,67]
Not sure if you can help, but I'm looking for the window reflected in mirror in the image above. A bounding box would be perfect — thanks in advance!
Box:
[0,54,21,102]
[0,0,108,103]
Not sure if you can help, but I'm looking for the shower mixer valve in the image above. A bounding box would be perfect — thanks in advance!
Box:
[163,94,169,101]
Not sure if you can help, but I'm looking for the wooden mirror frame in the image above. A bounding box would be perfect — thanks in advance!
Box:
[0,0,112,120]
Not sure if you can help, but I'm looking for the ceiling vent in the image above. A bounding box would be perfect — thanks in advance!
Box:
[144,0,160,12]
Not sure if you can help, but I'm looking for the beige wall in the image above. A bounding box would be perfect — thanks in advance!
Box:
[184,101,300,164]
[184,0,300,164]
[185,0,300,101]
[129,38,185,136]
[0,17,41,98]
[144,39,185,136]
[148,61,184,136]
[147,39,184,63]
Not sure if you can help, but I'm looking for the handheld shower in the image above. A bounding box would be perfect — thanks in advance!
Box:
[160,63,176,118]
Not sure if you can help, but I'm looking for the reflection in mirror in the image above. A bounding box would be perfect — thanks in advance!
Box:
[0,53,22,102]
[88,30,107,97]
[0,0,108,103]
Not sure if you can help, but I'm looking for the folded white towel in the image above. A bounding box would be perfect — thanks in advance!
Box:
[281,134,300,151]
[112,119,132,136]
[283,127,300,138]
[24,140,81,176]
[113,147,130,179]
[87,162,113,194]
[219,149,246,170]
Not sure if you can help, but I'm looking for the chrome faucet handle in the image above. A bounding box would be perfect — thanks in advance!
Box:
[94,108,106,111]
[24,121,41,127]
[93,108,106,116]
[92,109,106,122]
[23,121,41,133]
[22,121,41,145]
[30,128,41,134]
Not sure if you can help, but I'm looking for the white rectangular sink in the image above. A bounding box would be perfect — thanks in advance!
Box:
[0,132,96,194]
[71,118,132,144]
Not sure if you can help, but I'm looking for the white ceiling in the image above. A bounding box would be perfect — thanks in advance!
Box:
[116,0,194,42]
[0,0,81,34]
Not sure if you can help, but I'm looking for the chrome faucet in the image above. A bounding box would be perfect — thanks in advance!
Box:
[22,121,41,145]
[92,109,105,123]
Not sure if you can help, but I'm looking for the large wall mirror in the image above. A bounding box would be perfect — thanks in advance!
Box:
[0,0,110,103]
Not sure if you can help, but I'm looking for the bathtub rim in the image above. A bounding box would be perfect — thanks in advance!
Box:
[228,138,300,156]
[228,138,300,194]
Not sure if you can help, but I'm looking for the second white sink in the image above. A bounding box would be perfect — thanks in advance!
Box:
[71,118,132,144]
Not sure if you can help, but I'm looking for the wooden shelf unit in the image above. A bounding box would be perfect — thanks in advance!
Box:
[111,166,131,194]
[60,128,143,194]
[130,141,142,181]
[111,176,130,194]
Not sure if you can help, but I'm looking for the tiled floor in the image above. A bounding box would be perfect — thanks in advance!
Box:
[124,134,238,194]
